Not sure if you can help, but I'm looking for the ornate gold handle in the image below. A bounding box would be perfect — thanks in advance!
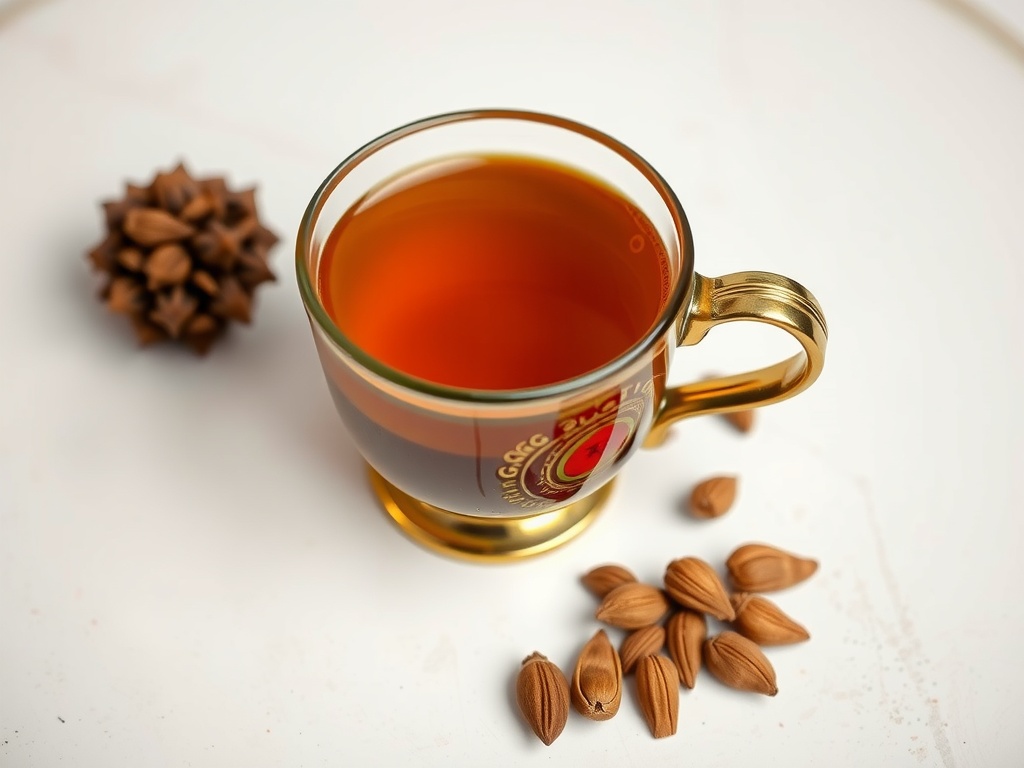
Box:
[646,271,828,446]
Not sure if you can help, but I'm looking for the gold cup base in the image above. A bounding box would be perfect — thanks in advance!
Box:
[367,466,613,562]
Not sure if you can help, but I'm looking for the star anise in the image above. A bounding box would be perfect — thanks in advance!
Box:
[87,162,278,354]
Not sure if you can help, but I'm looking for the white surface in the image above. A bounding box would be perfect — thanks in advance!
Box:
[2,0,1023,766]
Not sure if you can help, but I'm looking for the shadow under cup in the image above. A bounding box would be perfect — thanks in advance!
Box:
[297,110,827,562]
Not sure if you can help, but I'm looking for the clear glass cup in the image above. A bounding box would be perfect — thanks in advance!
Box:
[297,109,827,561]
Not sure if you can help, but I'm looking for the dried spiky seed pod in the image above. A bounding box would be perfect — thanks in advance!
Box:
[87,162,278,354]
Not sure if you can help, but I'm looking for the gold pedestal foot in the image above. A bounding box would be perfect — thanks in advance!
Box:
[367,467,614,562]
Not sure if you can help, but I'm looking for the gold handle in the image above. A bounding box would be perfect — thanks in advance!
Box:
[646,271,828,446]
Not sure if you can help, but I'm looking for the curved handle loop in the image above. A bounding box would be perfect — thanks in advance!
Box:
[645,271,828,447]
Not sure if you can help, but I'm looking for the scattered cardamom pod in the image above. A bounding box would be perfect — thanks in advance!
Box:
[595,582,670,630]
[664,557,735,621]
[689,475,738,519]
[516,652,570,746]
[723,409,755,433]
[665,609,706,689]
[703,631,778,696]
[731,593,810,645]
[514,533,820,741]
[581,564,637,598]
[636,655,680,738]
[571,629,623,720]
[726,543,818,592]
[619,624,666,675]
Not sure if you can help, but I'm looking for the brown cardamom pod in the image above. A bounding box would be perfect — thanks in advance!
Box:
[571,629,622,720]
[595,582,670,630]
[689,475,738,519]
[731,593,810,645]
[619,624,666,675]
[636,655,680,738]
[723,409,755,433]
[665,609,706,689]
[703,631,778,696]
[516,652,569,746]
[664,557,735,621]
[726,543,818,592]
[581,564,637,598]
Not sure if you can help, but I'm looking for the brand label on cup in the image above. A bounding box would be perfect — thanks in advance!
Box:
[496,381,653,509]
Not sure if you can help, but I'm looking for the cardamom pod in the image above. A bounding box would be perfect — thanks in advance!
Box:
[726,543,818,592]
[723,409,755,433]
[636,655,680,738]
[581,563,637,598]
[571,629,622,720]
[619,624,666,675]
[516,652,570,746]
[595,582,670,629]
[664,557,735,621]
[689,475,737,519]
[731,593,810,645]
[665,609,706,689]
[703,631,778,696]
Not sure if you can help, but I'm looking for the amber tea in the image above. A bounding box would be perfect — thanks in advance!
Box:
[317,154,671,390]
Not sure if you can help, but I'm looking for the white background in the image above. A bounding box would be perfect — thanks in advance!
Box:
[2,0,1023,766]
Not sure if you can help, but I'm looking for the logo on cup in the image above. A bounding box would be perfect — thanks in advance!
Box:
[496,381,653,509]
